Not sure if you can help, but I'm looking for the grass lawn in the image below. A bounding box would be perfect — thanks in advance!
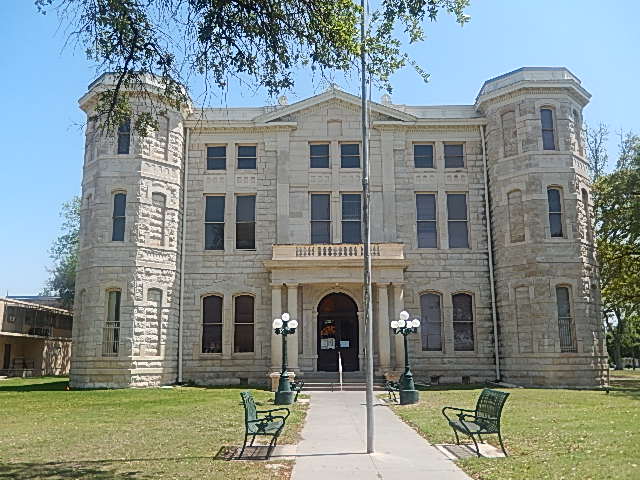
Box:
[390,372,640,480]
[0,377,307,480]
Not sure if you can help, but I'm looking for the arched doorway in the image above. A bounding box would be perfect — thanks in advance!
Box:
[317,293,359,372]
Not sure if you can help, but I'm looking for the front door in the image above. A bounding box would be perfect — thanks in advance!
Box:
[3,344,11,369]
[317,293,359,372]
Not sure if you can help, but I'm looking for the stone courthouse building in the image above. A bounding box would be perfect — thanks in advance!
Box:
[70,67,607,389]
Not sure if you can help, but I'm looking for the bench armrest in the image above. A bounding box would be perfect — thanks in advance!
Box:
[257,407,291,420]
[247,415,288,433]
[442,406,474,423]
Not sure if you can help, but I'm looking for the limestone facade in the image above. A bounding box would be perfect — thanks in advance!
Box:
[70,67,607,389]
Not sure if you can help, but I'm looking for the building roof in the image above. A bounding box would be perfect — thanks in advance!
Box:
[1,297,72,316]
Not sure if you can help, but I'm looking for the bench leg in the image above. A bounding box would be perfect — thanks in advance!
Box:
[239,432,249,458]
[477,434,484,443]
[498,432,508,457]
[249,435,256,447]
[452,428,460,445]
[470,434,481,457]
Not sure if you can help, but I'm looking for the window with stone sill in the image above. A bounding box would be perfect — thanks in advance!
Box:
[556,286,577,353]
[420,293,442,351]
[102,290,121,356]
[341,193,361,243]
[207,145,226,170]
[117,119,131,155]
[111,192,126,242]
[310,143,330,168]
[205,196,225,250]
[452,293,474,351]
[547,187,564,238]
[444,144,464,168]
[236,195,256,250]
[311,193,331,244]
[447,193,469,248]
[416,193,437,248]
[414,144,434,168]
[541,108,556,150]
[340,143,360,168]
[202,295,223,353]
[237,145,257,169]
[234,295,254,353]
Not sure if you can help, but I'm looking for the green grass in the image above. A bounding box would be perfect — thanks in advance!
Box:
[389,374,640,480]
[0,377,307,480]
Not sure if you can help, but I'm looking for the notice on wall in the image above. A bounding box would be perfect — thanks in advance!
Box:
[321,338,336,350]
[340,340,350,348]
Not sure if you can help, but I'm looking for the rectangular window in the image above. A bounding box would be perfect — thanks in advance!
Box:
[340,143,360,168]
[447,193,469,248]
[341,194,362,243]
[237,145,257,169]
[420,293,442,351]
[310,143,330,168]
[416,194,437,248]
[202,296,223,353]
[112,193,126,242]
[444,144,464,168]
[207,146,226,170]
[117,119,130,155]
[547,188,564,237]
[556,286,576,352]
[541,108,556,150]
[414,144,434,168]
[311,194,331,244]
[453,293,474,351]
[234,295,254,353]
[236,195,256,250]
[102,290,121,356]
[205,196,225,250]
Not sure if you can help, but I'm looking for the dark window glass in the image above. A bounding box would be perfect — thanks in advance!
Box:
[547,188,563,237]
[234,295,254,353]
[102,290,121,355]
[117,119,130,154]
[237,145,257,169]
[341,194,361,243]
[453,293,474,351]
[420,293,442,351]
[236,195,256,249]
[541,108,556,150]
[414,144,434,168]
[112,193,126,241]
[202,296,223,353]
[340,143,360,168]
[416,194,437,248]
[447,194,469,248]
[310,144,330,168]
[205,196,225,250]
[311,194,331,244]
[556,286,576,352]
[444,144,464,168]
[207,146,226,170]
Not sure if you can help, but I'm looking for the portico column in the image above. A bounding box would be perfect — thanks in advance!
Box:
[287,283,299,370]
[392,283,405,369]
[271,285,282,371]
[376,283,391,372]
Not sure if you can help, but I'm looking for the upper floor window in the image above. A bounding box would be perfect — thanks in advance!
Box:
[556,286,576,352]
[452,293,474,351]
[202,295,223,353]
[341,194,362,243]
[311,194,331,244]
[234,295,254,353]
[414,144,434,168]
[416,194,437,248]
[205,196,225,250]
[237,145,257,169]
[117,119,131,154]
[340,143,360,168]
[310,143,330,168]
[447,193,469,248]
[444,144,464,168]
[547,187,564,238]
[112,192,126,242]
[541,108,556,150]
[102,290,121,356]
[236,195,256,250]
[420,293,442,351]
[207,146,226,170]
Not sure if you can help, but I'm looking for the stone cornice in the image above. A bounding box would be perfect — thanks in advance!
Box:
[184,122,297,133]
[476,84,591,112]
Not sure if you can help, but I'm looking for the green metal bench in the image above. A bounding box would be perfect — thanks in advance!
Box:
[239,391,290,457]
[290,379,305,402]
[442,388,510,457]
[385,380,400,402]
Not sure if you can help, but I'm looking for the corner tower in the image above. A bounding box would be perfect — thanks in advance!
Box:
[71,75,190,388]
[476,68,606,386]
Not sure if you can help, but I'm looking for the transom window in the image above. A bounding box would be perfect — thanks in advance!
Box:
[236,195,256,250]
[447,193,469,248]
[202,295,223,353]
[452,293,474,351]
[420,293,442,351]
[205,196,225,250]
[207,146,226,170]
[311,194,331,244]
[112,192,126,242]
[547,187,564,238]
[237,145,257,169]
[310,143,330,168]
[416,194,437,248]
[444,144,464,168]
[541,108,556,150]
[341,194,362,243]
[340,143,360,168]
[234,295,255,353]
[414,144,434,168]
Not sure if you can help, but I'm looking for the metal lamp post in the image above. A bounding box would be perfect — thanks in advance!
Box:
[391,311,420,405]
[272,313,299,405]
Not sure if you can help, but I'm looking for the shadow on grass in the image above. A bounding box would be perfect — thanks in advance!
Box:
[0,461,152,480]
[0,380,69,392]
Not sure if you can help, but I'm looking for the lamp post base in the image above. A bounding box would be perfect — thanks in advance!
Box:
[275,390,295,405]
[399,389,420,405]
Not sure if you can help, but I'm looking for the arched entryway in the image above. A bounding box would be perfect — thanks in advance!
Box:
[317,293,359,372]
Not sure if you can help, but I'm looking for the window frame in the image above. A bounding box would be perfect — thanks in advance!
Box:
[413,143,435,169]
[540,107,556,151]
[204,195,226,251]
[235,194,256,250]
[102,289,121,357]
[444,143,465,168]
[452,292,475,352]
[117,119,131,155]
[340,143,361,169]
[555,285,577,353]
[310,142,330,169]
[237,144,257,170]
[202,294,224,354]
[446,193,469,249]
[416,193,438,248]
[233,294,255,354]
[341,193,362,244]
[547,186,565,238]
[420,292,443,352]
[111,191,127,242]
[310,193,331,244]
[206,145,227,171]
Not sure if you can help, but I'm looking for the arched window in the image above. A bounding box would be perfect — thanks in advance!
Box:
[234,295,254,353]
[117,119,131,154]
[507,190,525,243]
[501,111,517,156]
[547,187,564,238]
[112,192,126,242]
[150,193,167,247]
[146,288,163,356]
[452,293,474,351]
[102,289,121,356]
[420,293,442,351]
[556,286,576,352]
[582,188,592,242]
[540,108,556,150]
[202,295,223,353]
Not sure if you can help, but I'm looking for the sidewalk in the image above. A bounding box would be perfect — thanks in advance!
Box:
[290,391,472,480]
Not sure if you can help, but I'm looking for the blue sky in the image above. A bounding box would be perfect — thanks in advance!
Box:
[1,0,638,295]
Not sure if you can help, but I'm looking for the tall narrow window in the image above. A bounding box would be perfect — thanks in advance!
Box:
[205,196,225,250]
[414,144,434,168]
[311,194,331,244]
[150,193,167,246]
[453,293,474,351]
[117,119,131,154]
[237,145,257,169]
[573,110,583,155]
[444,144,464,168]
[582,189,592,242]
[507,190,525,243]
[420,293,442,351]
[310,143,330,168]
[202,295,223,353]
[207,146,226,170]
[547,187,564,238]
[447,193,469,248]
[340,143,360,168]
[146,288,163,356]
[556,286,576,352]
[501,111,517,156]
[236,195,256,249]
[341,194,362,243]
[112,192,126,242]
[234,295,254,353]
[541,108,556,150]
[102,290,121,356]
[416,194,437,248]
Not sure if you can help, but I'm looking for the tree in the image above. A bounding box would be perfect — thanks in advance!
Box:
[42,196,81,310]
[35,0,470,133]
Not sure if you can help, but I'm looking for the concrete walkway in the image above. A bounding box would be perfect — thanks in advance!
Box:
[291,391,472,480]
